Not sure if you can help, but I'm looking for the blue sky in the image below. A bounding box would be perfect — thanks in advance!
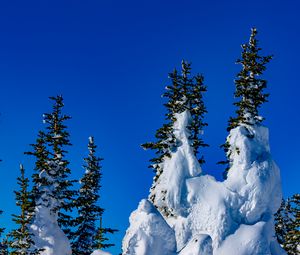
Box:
[0,0,299,254]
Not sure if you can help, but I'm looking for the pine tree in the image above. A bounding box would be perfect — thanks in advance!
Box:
[219,28,272,179]
[7,165,40,255]
[276,194,300,255]
[72,137,117,255]
[142,60,208,208]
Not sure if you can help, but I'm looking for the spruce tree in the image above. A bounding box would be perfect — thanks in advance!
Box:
[72,137,117,255]
[219,28,272,179]
[8,165,39,255]
[142,60,208,209]
[275,194,300,255]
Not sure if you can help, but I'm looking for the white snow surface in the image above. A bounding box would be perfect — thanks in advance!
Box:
[122,199,176,255]
[123,111,287,255]
[91,250,112,255]
[149,111,202,216]
[30,205,71,255]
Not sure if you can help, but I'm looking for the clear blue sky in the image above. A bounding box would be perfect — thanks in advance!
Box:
[0,0,299,254]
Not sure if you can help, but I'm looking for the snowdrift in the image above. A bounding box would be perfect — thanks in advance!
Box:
[122,111,286,255]
[30,205,72,255]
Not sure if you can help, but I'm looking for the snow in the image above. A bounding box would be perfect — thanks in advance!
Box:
[91,250,112,255]
[123,111,286,255]
[30,160,72,255]
[30,205,71,255]
[149,111,202,216]
[178,234,212,255]
[122,199,176,255]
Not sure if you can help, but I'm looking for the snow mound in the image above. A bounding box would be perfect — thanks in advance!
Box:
[122,199,176,255]
[149,111,202,216]
[123,111,287,254]
[178,234,212,255]
[30,205,71,255]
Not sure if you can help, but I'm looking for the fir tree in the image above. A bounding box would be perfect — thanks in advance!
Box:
[42,95,76,233]
[72,137,117,255]
[7,165,39,255]
[275,194,300,255]
[219,28,272,179]
[229,27,272,129]
[26,96,76,238]
[142,60,208,210]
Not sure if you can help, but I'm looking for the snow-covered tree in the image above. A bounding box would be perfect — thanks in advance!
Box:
[229,27,272,129]
[8,164,40,255]
[42,95,76,234]
[72,137,117,255]
[142,60,208,216]
[25,96,72,255]
[275,194,300,255]
[219,28,273,179]
[143,61,208,171]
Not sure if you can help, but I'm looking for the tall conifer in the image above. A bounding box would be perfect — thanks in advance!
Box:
[219,28,272,179]
[42,96,76,233]
[142,61,208,207]
[26,96,76,237]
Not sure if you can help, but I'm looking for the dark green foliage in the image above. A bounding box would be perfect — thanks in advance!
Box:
[94,216,118,250]
[142,61,208,202]
[72,137,117,255]
[229,27,272,129]
[7,165,40,255]
[275,199,291,246]
[43,96,77,233]
[26,95,77,236]
[275,194,300,254]
[219,28,272,179]
[25,131,49,209]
